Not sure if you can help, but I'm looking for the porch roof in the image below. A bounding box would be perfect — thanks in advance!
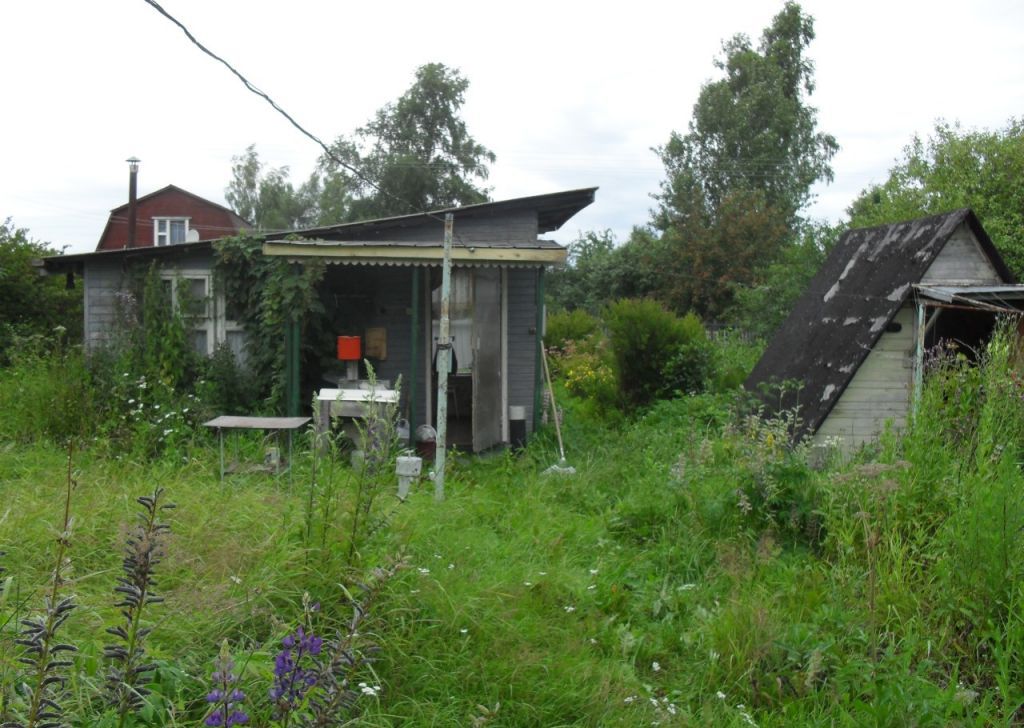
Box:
[261,238,567,266]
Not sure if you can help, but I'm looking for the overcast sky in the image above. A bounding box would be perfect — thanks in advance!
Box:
[2,0,1022,254]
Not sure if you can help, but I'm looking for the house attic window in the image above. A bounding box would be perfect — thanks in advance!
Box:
[154,217,190,246]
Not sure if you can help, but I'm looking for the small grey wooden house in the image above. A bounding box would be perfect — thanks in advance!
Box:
[262,188,596,451]
[745,209,1023,454]
[45,188,597,452]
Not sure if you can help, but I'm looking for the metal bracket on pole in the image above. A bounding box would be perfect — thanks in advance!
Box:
[432,213,454,501]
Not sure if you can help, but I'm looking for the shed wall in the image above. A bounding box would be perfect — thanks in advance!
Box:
[921,223,1002,285]
[331,210,538,246]
[813,304,915,451]
[83,259,124,348]
[507,268,539,433]
[82,251,217,350]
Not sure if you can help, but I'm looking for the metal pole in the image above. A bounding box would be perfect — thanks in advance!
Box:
[126,157,139,248]
[433,213,454,501]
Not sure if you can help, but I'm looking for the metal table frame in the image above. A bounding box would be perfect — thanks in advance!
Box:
[203,416,311,482]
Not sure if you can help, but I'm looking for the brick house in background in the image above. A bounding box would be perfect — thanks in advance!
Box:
[95,184,249,251]
[41,165,252,358]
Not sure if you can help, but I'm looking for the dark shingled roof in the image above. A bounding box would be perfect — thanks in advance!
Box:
[744,208,1013,442]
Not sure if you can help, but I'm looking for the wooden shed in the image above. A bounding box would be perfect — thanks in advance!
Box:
[262,188,596,451]
[44,188,597,452]
[745,209,1023,454]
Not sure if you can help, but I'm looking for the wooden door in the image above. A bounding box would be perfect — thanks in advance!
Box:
[472,268,503,451]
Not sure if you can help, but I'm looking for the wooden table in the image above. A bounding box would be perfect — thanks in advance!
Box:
[203,416,311,481]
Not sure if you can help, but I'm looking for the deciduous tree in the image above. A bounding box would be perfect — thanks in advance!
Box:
[319,63,495,220]
[0,219,82,361]
[848,119,1024,275]
[648,2,836,318]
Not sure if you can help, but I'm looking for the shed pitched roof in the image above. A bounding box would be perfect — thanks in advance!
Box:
[744,208,1013,442]
[265,187,597,242]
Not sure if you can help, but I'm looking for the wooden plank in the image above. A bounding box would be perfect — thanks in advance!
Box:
[203,416,310,430]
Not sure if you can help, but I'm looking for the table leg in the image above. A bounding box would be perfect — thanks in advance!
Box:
[218,428,224,481]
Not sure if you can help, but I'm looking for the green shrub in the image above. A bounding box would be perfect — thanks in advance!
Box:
[197,343,261,417]
[604,299,713,408]
[0,329,95,444]
[545,308,600,351]
[558,339,619,415]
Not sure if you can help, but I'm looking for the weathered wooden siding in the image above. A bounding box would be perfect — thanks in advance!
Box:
[813,305,915,451]
[83,251,217,349]
[83,259,124,349]
[921,223,1001,285]
[334,210,538,246]
[507,268,538,433]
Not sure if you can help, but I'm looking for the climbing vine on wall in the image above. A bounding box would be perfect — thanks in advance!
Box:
[213,235,327,408]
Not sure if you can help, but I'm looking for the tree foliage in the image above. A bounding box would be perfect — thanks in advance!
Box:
[319,63,495,220]
[213,235,327,408]
[657,2,837,225]
[645,2,837,319]
[225,64,494,230]
[848,118,1024,276]
[225,145,322,231]
[0,218,82,362]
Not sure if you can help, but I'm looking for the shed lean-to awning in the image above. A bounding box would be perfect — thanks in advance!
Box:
[916,284,1024,312]
[260,188,595,266]
[261,239,566,266]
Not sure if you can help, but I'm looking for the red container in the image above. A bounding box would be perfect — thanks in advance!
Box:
[337,336,361,361]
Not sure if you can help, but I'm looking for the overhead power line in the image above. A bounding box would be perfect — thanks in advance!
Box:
[140,0,448,226]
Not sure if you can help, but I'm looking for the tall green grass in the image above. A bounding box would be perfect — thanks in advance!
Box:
[3,325,1024,724]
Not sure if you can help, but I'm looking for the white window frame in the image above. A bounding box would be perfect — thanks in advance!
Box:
[158,268,247,362]
[160,269,216,356]
[154,217,191,246]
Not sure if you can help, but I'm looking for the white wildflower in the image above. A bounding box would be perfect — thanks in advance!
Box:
[716,691,726,700]
[460,628,468,634]
[523,581,532,587]
[652,661,661,672]
[358,682,381,697]
[563,605,576,613]
[417,567,430,575]
[589,569,599,575]
[587,584,597,591]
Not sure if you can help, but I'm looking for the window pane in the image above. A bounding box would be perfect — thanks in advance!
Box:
[190,329,208,355]
[179,278,206,316]
[226,331,248,365]
[169,220,186,244]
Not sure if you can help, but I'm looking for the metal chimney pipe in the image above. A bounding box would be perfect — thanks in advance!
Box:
[126,157,140,248]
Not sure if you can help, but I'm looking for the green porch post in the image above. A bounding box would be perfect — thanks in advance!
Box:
[533,266,545,434]
[409,266,420,433]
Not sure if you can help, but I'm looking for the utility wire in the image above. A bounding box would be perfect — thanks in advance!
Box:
[140,0,450,229]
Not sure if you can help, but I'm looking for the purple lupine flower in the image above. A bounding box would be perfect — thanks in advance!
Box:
[270,626,322,718]
[205,641,249,726]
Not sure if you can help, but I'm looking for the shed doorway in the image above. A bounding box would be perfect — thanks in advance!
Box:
[428,267,505,451]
